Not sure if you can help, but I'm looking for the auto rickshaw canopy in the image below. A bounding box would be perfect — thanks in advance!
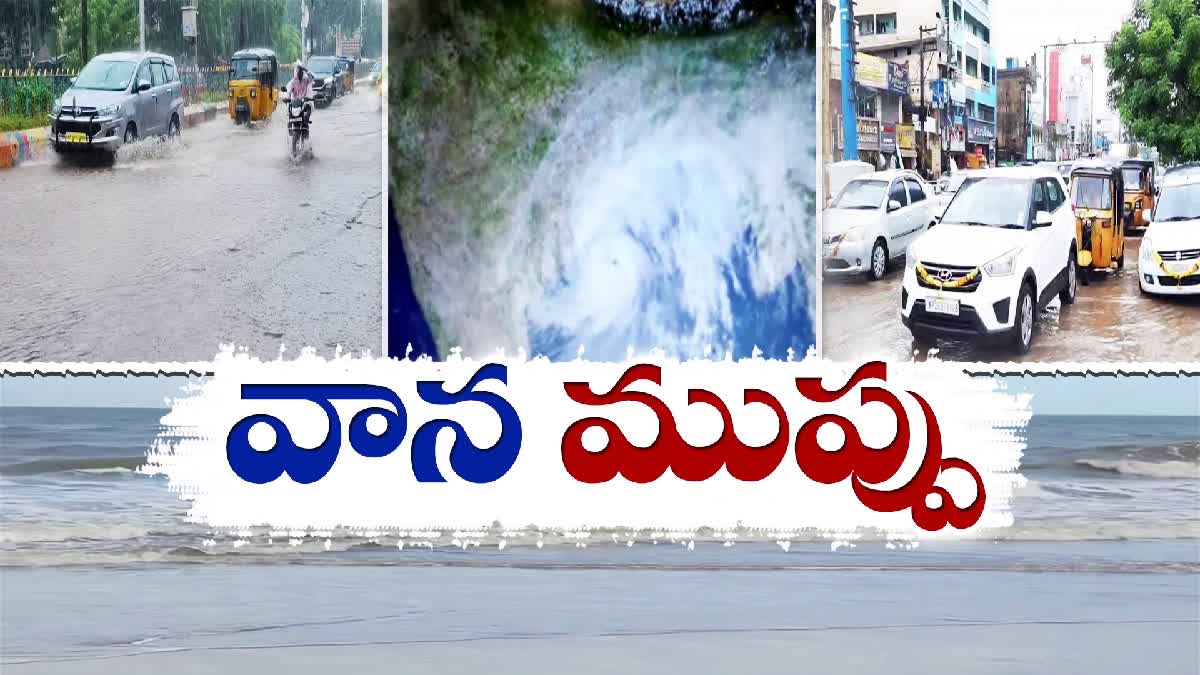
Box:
[1119,158,1155,193]
[229,48,278,86]
[1070,163,1124,211]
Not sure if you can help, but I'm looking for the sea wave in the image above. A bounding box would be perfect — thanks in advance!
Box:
[1074,458,1200,480]
[0,456,146,477]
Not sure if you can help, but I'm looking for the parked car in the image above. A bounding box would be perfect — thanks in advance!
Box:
[1138,171,1200,296]
[901,166,1078,354]
[48,51,184,154]
[822,169,940,281]
[305,55,343,106]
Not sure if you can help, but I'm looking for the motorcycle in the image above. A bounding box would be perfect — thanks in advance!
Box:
[280,86,314,160]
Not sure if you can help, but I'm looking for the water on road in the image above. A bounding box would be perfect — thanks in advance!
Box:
[0,90,383,362]
[823,237,1200,362]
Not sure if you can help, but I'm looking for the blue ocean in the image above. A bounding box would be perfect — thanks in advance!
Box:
[1,407,1196,673]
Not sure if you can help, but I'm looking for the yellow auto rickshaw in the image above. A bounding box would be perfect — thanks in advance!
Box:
[227,48,278,125]
[338,56,355,94]
[1120,158,1156,233]
[1069,162,1126,284]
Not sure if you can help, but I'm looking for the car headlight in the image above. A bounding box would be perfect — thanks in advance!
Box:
[228,88,234,98]
[842,226,864,242]
[51,101,61,115]
[250,89,256,98]
[983,247,1022,277]
[1141,237,1155,263]
[1135,199,1143,209]
[97,104,120,117]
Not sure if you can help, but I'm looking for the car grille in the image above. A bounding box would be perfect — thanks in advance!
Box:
[1156,248,1200,261]
[58,106,97,117]
[54,119,101,136]
[1157,275,1200,287]
[915,261,981,293]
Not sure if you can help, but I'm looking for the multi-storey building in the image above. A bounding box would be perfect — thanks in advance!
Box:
[997,58,1036,163]
[850,0,998,172]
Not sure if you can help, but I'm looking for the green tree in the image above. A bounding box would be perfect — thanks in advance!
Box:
[56,0,136,69]
[1106,0,1200,161]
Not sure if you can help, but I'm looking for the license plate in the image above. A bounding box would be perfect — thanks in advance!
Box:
[65,132,87,143]
[926,297,960,316]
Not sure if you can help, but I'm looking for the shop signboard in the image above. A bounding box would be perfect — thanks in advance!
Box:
[881,123,898,154]
[967,119,996,144]
[857,117,880,151]
[857,53,888,90]
[887,62,909,96]
[897,124,916,157]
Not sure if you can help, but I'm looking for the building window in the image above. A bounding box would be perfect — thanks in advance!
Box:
[978,103,995,123]
[966,56,979,79]
[876,13,897,35]
[857,15,875,36]
[981,64,991,85]
[857,91,878,119]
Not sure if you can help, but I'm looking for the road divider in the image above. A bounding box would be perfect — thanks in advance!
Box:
[1,103,221,170]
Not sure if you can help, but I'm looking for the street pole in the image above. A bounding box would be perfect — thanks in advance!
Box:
[81,0,88,65]
[918,24,936,177]
[839,0,858,160]
[138,0,145,52]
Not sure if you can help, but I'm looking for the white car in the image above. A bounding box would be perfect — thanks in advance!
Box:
[901,166,1079,354]
[1138,172,1200,295]
[822,169,940,281]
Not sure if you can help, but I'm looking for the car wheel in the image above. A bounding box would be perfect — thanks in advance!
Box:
[1116,252,1124,269]
[867,239,888,281]
[1011,282,1035,355]
[123,123,137,144]
[1060,249,1077,305]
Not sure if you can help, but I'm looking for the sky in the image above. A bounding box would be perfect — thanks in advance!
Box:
[1,374,1196,416]
[990,0,1133,124]
[829,0,1134,125]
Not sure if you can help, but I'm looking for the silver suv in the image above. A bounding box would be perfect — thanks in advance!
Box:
[49,51,185,154]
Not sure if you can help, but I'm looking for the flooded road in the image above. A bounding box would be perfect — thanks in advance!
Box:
[823,237,1200,363]
[0,88,383,362]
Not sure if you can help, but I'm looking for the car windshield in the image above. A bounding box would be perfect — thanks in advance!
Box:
[940,177,1032,228]
[307,57,336,75]
[230,58,260,79]
[1122,168,1144,191]
[1151,183,1200,222]
[831,179,886,209]
[1072,175,1112,210]
[73,59,136,91]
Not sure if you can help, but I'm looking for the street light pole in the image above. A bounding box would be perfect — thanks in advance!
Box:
[918,23,937,177]
[138,0,145,52]
[81,0,89,65]
[839,0,859,161]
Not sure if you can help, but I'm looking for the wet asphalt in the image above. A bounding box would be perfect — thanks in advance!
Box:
[0,86,383,362]
[822,236,1200,363]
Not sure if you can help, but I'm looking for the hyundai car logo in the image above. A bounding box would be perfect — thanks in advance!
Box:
[938,269,953,282]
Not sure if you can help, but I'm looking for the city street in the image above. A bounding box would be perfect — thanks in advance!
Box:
[823,236,1200,363]
[0,86,383,362]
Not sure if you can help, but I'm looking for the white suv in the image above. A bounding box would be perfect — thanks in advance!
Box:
[822,170,940,280]
[1138,172,1200,296]
[900,167,1079,354]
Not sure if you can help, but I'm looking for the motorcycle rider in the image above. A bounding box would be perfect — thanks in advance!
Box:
[283,64,314,121]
